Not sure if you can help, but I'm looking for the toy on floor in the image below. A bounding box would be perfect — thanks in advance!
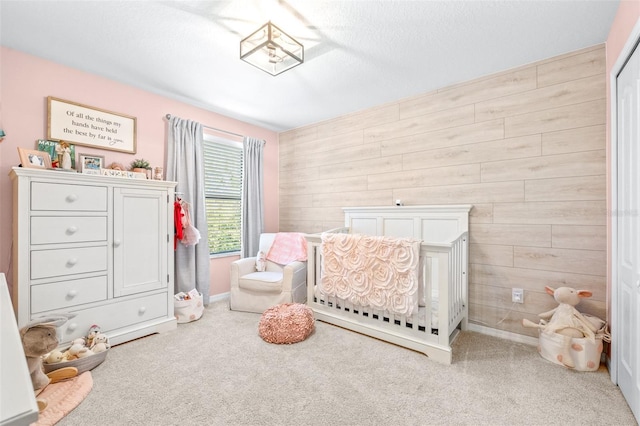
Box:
[43,325,110,363]
[21,321,62,390]
[20,315,78,391]
[44,349,65,364]
[65,342,93,360]
[522,286,607,369]
[86,324,102,348]
[20,316,78,411]
[89,332,111,353]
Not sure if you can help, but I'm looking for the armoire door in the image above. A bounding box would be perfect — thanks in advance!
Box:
[113,187,169,297]
[616,40,640,420]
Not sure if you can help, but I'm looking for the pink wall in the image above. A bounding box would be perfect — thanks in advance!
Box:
[0,47,279,297]
[605,1,640,322]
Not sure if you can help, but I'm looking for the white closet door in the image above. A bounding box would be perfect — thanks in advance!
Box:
[616,41,640,420]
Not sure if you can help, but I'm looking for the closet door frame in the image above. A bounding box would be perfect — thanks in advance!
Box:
[610,16,640,390]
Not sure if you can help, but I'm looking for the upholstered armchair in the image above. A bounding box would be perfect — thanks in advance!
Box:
[229,233,307,313]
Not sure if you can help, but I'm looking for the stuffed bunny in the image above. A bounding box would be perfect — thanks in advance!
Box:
[20,315,79,413]
[523,286,600,368]
[20,322,59,390]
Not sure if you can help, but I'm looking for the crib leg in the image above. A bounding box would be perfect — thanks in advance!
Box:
[461,315,469,331]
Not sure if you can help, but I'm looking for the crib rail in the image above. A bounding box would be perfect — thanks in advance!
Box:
[305,231,468,364]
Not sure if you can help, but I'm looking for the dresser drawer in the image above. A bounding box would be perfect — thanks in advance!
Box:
[31,182,107,212]
[57,292,168,344]
[31,216,107,245]
[31,275,108,314]
[31,246,108,279]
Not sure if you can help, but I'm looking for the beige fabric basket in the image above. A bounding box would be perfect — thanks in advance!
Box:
[43,348,108,375]
[538,330,605,371]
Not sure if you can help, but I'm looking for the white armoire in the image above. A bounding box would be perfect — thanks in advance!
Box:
[10,167,177,346]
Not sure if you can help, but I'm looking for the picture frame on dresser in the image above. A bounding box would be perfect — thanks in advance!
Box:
[17,147,51,169]
[78,153,104,175]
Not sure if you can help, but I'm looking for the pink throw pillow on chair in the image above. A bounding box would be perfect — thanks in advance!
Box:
[266,233,307,264]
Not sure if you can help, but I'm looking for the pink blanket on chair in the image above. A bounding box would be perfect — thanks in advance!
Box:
[266,232,308,264]
[320,233,421,316]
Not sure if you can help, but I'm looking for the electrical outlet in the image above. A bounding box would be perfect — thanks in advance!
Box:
[512,288,524,304]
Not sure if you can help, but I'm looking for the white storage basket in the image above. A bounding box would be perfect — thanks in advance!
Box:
[174,292,204,323]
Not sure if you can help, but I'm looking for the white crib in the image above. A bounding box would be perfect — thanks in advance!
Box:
[305,205,471,364]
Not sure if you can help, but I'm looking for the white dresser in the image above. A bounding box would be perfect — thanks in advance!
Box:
[10,167,177,346]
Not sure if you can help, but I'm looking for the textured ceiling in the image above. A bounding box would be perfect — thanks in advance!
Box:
[0,0,620,132]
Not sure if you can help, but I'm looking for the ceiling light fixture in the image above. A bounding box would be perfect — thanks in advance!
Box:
[240,21,304,76]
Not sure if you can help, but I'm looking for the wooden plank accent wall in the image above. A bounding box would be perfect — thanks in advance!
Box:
[278,45,607,338]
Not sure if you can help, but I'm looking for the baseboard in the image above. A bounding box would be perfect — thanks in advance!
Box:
[468,323,538,346]
[206,295,539,347]
[209,292,230,303]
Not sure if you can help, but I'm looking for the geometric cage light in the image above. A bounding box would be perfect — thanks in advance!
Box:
[240,21,304,76]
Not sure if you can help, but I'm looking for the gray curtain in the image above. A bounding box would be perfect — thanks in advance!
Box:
[166,116,210,305]
[241,137,266,258]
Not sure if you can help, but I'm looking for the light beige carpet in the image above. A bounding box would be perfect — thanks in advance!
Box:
[33,371,93,426]
[58,300,637,426]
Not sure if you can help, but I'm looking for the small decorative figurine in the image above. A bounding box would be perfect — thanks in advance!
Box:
[56,141,72,170]
[154,167,163,180]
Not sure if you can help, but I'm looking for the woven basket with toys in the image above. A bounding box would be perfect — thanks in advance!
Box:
[43,325,110,375]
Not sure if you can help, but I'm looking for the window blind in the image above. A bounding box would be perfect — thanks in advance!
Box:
[203,138,243,254]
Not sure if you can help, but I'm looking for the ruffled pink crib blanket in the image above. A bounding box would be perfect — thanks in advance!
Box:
[320,233,421,316]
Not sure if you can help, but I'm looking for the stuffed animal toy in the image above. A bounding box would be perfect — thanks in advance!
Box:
[43,349,66,365]
[64,342,87,360]
[89,332,110,353]
[522,286,599,368]
[86,324,101,347]
[20,322,59,390]
[76,347,95,358]
[107,162,125,171]
[20,315,79,412]
[71,337,86,346]
[91,342,109,353]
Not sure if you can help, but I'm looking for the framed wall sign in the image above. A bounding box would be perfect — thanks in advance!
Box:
[47,96,137,154]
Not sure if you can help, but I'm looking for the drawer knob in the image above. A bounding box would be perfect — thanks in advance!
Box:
[66,258,78,267]
[68,322,78,331]
[114,240,121,247]
[67,289,77,298]
[138,306,147,315]
[66,194,78,203]
[66,226,78,235]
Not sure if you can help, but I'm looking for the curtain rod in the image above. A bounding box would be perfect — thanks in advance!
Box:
[165,114,244,139]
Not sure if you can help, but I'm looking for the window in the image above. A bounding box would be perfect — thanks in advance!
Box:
[203,135,243,255]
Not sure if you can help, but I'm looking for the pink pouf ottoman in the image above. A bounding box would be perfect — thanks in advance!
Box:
[259,303,315,344]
